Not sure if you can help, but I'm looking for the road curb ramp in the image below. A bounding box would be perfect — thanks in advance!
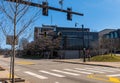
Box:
[0,66,27,83]
[87,74,120,83]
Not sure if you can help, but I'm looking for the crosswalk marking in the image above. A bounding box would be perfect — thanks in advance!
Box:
[23,67,120,80]
[52,70,80,76]
[24,71,48,79]
[103,68,120,71]
[74,68,104,73]
[101,67,120,72]
[39,70,65,77]
[84,67,115,72]
[64,69,92,74]
[107,74,120,77]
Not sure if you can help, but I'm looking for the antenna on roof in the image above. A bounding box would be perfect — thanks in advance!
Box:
[75,22,79,27]
[59,0,63,9]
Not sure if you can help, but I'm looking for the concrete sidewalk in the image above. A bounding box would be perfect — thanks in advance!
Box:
[0,56,29,83]
[53,59,120,68]
[0,68,29,83]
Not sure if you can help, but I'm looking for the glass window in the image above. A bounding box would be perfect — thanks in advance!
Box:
[114,32,118,38]
[106,35,109,39]
[111,33,114,38]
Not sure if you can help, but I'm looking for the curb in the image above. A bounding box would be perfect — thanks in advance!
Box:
[54,60,119,68]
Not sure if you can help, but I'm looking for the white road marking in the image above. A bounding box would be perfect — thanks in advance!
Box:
[84,67,115,72]
[64,69,92,74]
[103,68,120,71]
[39,70,65,77]
[55,82,59,83]
[107,74,120,77]
[24,71,48,79]
[75,68,104,73]
[52,70,80,76]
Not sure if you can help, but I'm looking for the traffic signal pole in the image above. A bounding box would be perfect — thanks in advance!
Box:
[82,25,86,62]
[6,0,84,16]
[5,0,84,83]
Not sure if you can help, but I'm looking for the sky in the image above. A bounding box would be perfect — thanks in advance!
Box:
[34,0,120,32]
[1,0,120,49]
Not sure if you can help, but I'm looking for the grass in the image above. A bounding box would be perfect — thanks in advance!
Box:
[90,54,120,62]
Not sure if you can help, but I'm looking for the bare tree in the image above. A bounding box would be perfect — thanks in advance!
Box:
[22,35,62,58]
[0,0,40,82]
[90,40,99,56]
[0,0,40,42]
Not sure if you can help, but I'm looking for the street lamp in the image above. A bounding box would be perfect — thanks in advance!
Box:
[87,29,90,61]
[82,24,86,62]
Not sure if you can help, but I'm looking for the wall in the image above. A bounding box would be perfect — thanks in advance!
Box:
[58,50,82,59]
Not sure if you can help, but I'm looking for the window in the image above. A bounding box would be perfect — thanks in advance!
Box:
[114,32,118,38]
[110,33,114,38]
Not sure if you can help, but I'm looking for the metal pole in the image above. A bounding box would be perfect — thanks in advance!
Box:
[82,24,86,62]
[12,10,17,83]
[87,30,90,61]
[9,45,13,80]
[6,0,84,16]
[12,36,15,83]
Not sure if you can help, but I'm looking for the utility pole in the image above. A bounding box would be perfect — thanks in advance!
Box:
[82,24,86,62]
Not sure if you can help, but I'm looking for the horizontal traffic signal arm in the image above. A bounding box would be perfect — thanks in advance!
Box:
[5,0,84,16]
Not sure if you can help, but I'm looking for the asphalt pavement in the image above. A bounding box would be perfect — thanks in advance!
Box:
[1,55,120,83]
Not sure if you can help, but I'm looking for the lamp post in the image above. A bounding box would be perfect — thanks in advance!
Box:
[82,24,86,62]
[87,29,90,61]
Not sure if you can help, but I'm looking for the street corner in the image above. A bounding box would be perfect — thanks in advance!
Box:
[87,74,120,83]
[15,61,35,65]
[87,74,109,82]
[7,73,18,78]
[0,70,10,80]
[109,77,120,83]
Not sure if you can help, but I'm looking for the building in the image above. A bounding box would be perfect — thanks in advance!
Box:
[34,25,98,50]
[102,29,120,53]
[99,29,116,54]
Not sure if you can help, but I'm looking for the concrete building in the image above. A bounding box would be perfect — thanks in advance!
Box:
[34,25,98,50]
[99,29,116,54]
[102,29,120,53]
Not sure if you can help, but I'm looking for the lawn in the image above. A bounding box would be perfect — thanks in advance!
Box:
[90,54,120,62]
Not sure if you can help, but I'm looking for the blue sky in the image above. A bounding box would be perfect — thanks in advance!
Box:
[1,0,120,49]
[34,0,120,31]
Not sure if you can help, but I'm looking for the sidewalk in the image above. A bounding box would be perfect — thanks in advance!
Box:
[0,68,29,83]
[53,59,120,68]
[0,56,29,83]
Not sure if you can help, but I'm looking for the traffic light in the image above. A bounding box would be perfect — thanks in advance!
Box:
[67,8,72,21]
[44,32,47,37]
[9,0,22,2]
[42,2,48,16]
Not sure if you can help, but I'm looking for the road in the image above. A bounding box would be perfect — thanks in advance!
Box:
[0,57,120,83]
